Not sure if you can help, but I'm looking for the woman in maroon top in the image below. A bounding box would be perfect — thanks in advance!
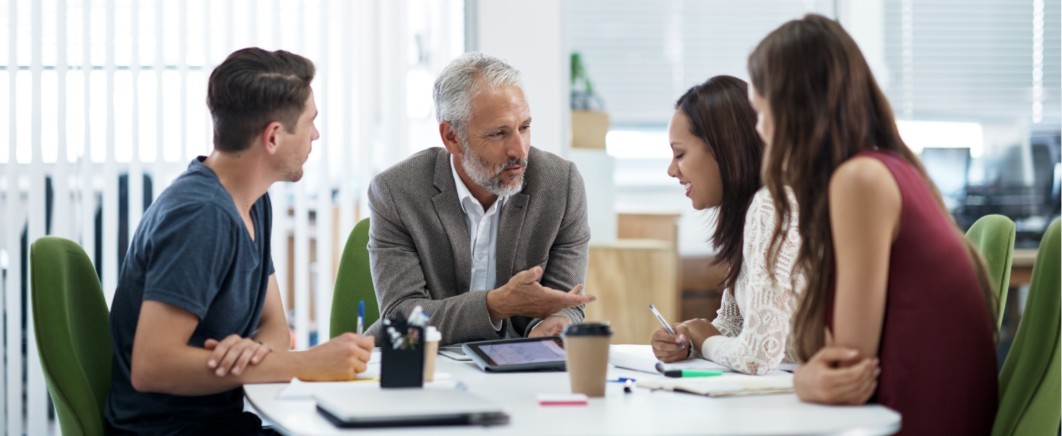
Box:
[746,14,998,435]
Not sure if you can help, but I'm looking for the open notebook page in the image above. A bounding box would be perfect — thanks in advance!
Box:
[637,372,793,397]
[609,344,730,374]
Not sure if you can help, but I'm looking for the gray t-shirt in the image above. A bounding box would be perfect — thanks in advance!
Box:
[105,157,274,434]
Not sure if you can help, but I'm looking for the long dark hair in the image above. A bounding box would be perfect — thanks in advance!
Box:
[748,14,995,361]
[675,76,765,290]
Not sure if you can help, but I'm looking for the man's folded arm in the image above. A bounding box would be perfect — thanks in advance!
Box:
[130,300,307,396]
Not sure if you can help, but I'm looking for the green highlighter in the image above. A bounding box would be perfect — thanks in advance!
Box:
[663,369,723,378]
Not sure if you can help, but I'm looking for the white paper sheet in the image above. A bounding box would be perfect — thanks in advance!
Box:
[608,344,730,374]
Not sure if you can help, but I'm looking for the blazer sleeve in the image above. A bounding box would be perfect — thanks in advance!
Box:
[367,175,503,344]
[525,161,591,335]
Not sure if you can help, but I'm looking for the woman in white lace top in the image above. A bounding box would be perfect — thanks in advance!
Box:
[651,75,804,375]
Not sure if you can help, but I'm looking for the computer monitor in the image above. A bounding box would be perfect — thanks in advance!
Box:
[1028,132,1061,215]
[920,147,971,211]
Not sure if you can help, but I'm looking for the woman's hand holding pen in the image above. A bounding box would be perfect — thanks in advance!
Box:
[205,335,273,377]
[682,319,719,352]
[651,319,720,362]
[651,323,693,362]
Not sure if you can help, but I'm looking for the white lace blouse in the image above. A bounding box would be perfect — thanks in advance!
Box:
[699,187,804,375]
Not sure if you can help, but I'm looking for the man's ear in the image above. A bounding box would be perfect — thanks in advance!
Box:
[439,122,462,155]
[260,121,284,155]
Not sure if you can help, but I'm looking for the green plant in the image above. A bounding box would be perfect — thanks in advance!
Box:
[570,52,603,111]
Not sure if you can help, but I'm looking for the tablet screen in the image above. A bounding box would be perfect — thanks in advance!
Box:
[476,338,565,366]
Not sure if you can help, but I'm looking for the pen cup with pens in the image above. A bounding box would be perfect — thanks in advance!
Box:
[380,306,431,388]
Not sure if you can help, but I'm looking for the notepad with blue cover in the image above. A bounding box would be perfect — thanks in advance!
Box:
[314,388,509,428]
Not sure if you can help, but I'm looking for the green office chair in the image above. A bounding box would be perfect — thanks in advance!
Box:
[331,218,379,338]
[992,218,1060,436]
[966,214,1016,329]
[30,236,112,436]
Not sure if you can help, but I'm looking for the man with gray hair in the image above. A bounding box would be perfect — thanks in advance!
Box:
[366,52,595,344]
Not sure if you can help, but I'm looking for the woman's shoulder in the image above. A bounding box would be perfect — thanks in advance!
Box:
[830,156,900,206]
[747,186,798,219]
[748,187,773,211]
[834,154,893,182]
[742,187,790,244]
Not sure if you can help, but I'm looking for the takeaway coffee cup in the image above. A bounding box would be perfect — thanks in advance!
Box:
[423,326,441,382]
[562,323,612,397]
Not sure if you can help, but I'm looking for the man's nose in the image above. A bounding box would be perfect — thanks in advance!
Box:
[506,134,529,160]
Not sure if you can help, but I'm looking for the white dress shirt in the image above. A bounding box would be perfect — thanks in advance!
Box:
[451,156,507,330]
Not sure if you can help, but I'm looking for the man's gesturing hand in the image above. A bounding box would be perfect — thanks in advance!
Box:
[487,266,596,322]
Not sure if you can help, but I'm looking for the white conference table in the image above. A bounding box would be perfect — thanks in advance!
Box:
[245,346,900,436]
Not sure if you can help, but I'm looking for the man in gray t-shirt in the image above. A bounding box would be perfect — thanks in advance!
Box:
[104,48,375,435]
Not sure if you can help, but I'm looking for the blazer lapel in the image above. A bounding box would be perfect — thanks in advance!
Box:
[496,192,529,284]
[432,152,472,293]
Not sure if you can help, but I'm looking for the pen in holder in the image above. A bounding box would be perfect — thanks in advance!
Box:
[379,316,425,388]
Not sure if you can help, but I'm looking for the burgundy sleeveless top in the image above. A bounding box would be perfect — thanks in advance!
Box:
[829,150,998,435]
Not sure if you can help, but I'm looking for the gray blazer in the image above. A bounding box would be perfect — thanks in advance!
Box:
[366,147,590,345]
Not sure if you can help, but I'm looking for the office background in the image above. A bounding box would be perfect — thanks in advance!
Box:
[0,0,1058,434]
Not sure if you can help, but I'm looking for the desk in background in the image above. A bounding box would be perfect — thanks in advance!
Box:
[584,240,678,344]
[616,212,727,328]
[1009,248,1037,288]
[582,212,683,344]
[245,345,901,436]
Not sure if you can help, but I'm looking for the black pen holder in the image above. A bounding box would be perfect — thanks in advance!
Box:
[380,323,424,388]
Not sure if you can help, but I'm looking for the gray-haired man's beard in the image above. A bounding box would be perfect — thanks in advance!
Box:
[460,143,527,197]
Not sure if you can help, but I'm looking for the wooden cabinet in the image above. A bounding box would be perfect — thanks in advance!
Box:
[586,212,726,345]
[581,212,682,343]
[617,212,680,244]
[584,240,678,344]
[1009,248,1037,287]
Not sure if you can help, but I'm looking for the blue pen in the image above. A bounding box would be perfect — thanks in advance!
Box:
[357,300,365,335]
[608,377,637,383]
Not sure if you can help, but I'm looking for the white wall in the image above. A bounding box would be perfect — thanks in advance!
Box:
[468,0,899,257]
[467,0,568,157]
[469,0,630,245]
[837,0,888,86]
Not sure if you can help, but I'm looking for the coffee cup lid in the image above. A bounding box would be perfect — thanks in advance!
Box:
[426,326,441,342]
[562,322,612,337]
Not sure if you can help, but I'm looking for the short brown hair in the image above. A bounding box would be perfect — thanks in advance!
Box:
[207,48,315,152]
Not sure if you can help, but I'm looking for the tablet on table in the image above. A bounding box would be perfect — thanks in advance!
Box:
[461,337,566,372]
